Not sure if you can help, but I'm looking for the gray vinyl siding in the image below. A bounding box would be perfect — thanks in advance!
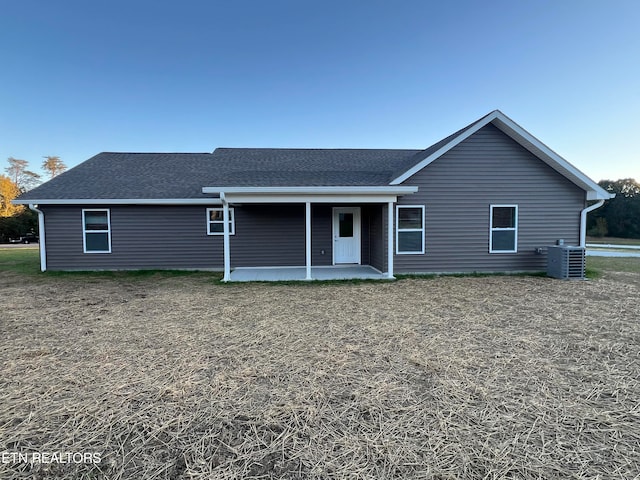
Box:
[311,206,333,266]
[41,203,384,271]
[232,204,377,268]
[232,204,305,267]
[42,205,224,270]
[360,206,371,266]
[42,204,309,270]
[368,204,386,272]
[395,124,586,273]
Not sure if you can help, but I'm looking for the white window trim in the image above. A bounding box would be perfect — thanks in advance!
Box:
[396,205,425,255]
[82,208,111,254]
[207,207,235,236]
[489,204,518,253]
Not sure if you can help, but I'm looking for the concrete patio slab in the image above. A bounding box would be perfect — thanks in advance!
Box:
[229,265,390,282]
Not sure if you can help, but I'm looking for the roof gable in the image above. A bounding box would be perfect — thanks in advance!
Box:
[391,110,612,200]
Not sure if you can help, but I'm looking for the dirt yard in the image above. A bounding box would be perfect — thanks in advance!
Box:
[1,269,639,479]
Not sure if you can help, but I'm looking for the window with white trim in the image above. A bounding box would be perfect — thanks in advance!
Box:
[489,205,518,253]
[207,207,235,235]
[83,209,111,253]
[396,205,425,254]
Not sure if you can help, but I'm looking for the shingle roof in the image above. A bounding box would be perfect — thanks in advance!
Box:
[16,149,422,200]
[16,109,609,202]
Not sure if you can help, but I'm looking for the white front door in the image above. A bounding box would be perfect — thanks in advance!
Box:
[333,207,361,264]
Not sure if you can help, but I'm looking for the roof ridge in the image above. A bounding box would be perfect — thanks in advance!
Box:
[213,147,421,152]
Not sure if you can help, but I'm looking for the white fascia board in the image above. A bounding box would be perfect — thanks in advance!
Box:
[224,193,405,204]
[202,186,418,195]
[586,190,615,201]
[389,111,501,185]
[12,198,222,205]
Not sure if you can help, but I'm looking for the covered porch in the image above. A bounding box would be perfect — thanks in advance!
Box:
[229,265,387,282]
[202,186,418,282]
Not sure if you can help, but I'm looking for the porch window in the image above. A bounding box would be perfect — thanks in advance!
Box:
[207,207,235,235]
[83,209,111,253]
[396,205,425,254]
[489,205,518,253]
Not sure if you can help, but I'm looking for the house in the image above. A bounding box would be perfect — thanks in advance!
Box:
[14,110,613,280]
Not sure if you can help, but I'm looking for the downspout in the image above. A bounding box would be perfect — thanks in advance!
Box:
[28,204,46,272]
[579,199,605,247]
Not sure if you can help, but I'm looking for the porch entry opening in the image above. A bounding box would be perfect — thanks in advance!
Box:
[333,207,361,264]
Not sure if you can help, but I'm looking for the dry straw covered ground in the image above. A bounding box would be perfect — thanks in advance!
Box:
[1,264,639,479]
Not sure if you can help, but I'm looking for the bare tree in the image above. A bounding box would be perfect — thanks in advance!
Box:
[42,156,67,179]
[4,157,41,192]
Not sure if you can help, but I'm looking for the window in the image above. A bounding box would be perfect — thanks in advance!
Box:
[490,205,518,253]
[83,209,111,253]
[396,205,425,254]
[207,207,235,235]
[339,212,354,237]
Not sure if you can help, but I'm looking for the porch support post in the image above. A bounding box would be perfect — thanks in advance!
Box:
[221,193,231,282]
[387,201,394,279]
[305,202,312,280]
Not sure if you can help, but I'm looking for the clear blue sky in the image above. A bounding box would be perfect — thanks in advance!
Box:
[1,0,638,183]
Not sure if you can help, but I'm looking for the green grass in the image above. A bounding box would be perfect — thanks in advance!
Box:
[2,248,638,281]
[586,236,640,246]
[584,265,603,279]
[46,268,221,281]
[0,248,222,281]
[0,248,41,275]
[587,256,640,274]
[396,271,548,280]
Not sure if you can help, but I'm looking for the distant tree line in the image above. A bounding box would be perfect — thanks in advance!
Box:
[0,156,66,242]
[587,178,640,239]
